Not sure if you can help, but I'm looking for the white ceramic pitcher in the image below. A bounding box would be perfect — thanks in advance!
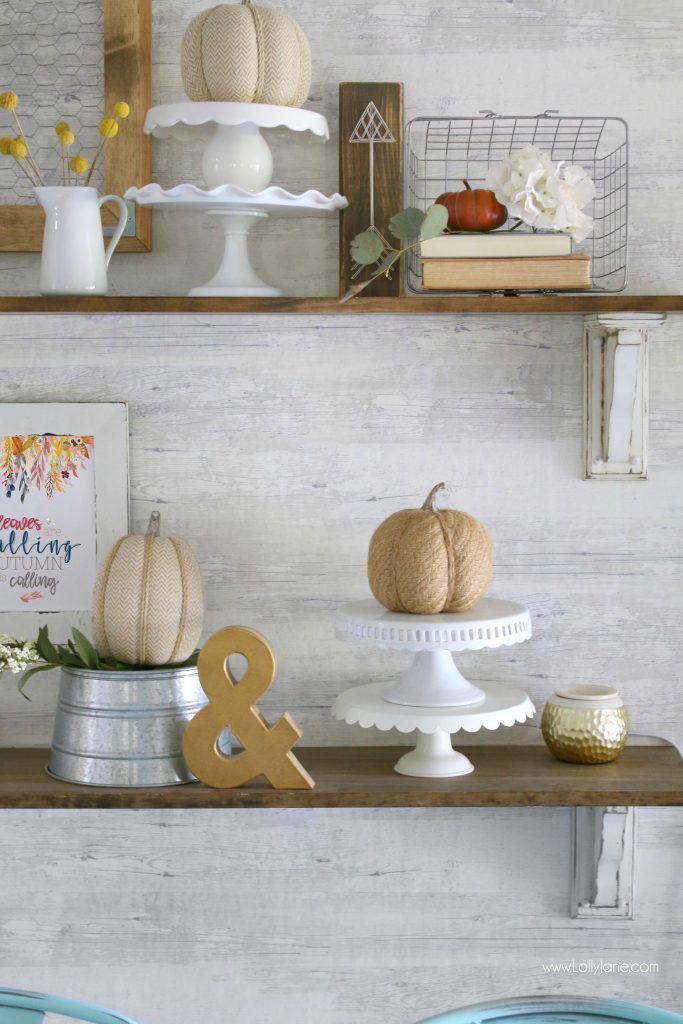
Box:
[35,186,128,295]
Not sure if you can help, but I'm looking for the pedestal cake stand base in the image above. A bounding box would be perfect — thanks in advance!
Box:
[189,210,282,297]
[332,681,535,778]
[125,184,348,297]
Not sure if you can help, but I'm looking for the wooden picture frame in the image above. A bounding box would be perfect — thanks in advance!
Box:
[0,402,129,639]
[0,0,152,253]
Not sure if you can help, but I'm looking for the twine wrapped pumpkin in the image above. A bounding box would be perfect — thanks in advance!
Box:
[181,0,312,107]
[92,512,204,666]
[367,484,493,615]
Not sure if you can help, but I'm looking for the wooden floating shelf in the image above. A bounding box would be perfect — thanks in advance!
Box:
[0,295,682,316]
[2,745,683,809]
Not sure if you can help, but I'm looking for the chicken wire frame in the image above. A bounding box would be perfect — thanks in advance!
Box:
[405,112,629,294]
[0,0,152,253]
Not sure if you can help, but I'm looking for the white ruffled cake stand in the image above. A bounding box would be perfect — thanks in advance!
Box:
[332,598,535,778]
[125,102,348,296]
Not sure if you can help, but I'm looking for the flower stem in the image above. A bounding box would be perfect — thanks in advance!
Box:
[85,118,120,187]
[11,110,43,185]
[12,156,39,187]
[84,138,105,187]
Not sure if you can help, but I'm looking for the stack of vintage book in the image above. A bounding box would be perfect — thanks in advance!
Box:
[420,232,591,291]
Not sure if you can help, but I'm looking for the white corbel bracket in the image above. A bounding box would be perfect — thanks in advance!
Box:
[572,806,635,918]
[584,314,666,479]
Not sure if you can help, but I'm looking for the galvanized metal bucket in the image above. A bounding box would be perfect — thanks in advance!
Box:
[48,664,215,787]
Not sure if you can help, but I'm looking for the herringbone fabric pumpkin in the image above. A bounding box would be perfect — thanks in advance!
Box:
[181,1,312,107]
[92,513,204,666]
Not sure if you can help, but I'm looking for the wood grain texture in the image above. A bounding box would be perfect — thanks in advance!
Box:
[339,82,404,297]
[1,0,682,293]
[102,0,152,252]
[0,3,682,1018]
[0,806,682,1024]
[0,0,151,254]
[0,296,682,314]
[0,311,681,753]
[0,207,45,254]
[2,745,683,808]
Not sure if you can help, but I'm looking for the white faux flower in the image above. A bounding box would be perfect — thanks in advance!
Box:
[486,144,596,243]
[0,637,40,675]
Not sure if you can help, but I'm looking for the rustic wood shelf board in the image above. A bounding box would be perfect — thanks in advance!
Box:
[0,296,682,315]
[2,745,683,808]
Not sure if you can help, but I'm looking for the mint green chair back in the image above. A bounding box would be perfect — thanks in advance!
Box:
[0,990,141,1024]
[417,997,683,1024]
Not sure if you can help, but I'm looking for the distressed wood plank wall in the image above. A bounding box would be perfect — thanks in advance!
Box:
[0,0,682,294]
[1,314,681,748]
[0,1,682,1021]
[0,311,681,1023]
[0,808,681,1024]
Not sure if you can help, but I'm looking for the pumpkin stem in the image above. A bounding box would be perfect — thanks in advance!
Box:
[147,511,161,538]
[462,180,472,190]
[421,483,447,511]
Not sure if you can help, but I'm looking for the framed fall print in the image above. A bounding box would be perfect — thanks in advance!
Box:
[0,0,151,252]
[0,403,129,638]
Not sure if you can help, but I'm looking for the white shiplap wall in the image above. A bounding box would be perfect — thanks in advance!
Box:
[1,2,683,1023]
[1,0,683,294]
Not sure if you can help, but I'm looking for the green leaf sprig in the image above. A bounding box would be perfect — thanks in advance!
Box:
[342,203,449,303]
[16,626,199,698]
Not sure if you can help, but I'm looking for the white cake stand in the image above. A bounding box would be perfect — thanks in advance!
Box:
[332,598,535,778]
[143,102,330,191]
[125,183,348,296]
[129,102,347,296]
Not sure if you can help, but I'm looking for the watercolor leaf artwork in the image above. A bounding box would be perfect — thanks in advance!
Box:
[1,434,94,503]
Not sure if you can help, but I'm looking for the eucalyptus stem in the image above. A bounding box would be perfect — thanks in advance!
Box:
[340,238,419,304]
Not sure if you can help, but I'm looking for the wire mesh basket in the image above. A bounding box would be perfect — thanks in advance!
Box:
[406,111,628,293]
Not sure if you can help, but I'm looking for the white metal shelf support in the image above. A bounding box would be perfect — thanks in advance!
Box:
[572,806,635,918]
[584,313,666,479]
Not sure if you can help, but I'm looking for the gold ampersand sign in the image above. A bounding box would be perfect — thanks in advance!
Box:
[183,626,315,790]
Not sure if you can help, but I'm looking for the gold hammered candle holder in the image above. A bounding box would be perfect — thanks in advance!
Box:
[541,685,629,764]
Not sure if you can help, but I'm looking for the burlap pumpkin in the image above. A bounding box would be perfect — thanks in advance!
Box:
[181,1,312,107]
[367,483,493,615]
[92,512,204,666]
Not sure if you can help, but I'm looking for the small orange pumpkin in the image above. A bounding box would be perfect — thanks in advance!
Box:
[435,180,507,232]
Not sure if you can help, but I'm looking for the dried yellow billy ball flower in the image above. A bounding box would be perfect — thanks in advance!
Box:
[0,91,19,111]
[9,138,28,159]
[55,121,71,136]
[99,117,119,139]
[0,137,12,155]
[58,129,75,148]
[69,154,88,175]
[113,101,130,119]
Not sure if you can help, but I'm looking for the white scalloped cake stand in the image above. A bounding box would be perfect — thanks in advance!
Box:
[143,102,329,191]
[332,598,535,778]
[129,103,347,296]
[125,184,348,296]
[125,183,348,296]
[333,681,534,778]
